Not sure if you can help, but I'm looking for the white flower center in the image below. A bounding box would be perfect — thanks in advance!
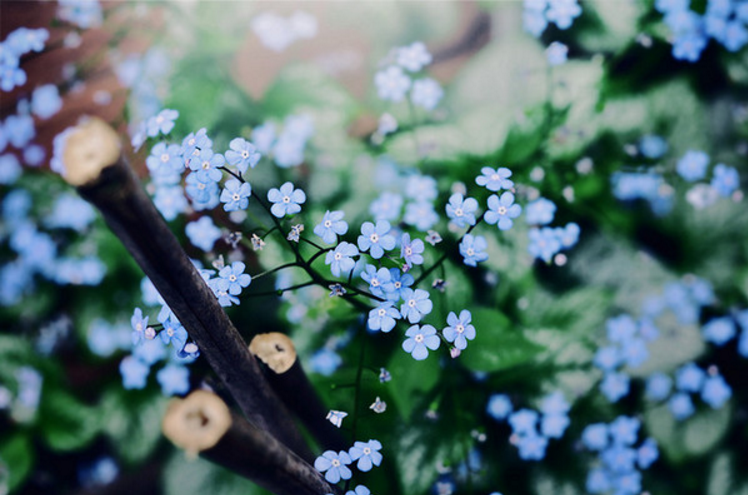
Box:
[371,279,380,287]
[394,281,402,289]
[491,173,499,181]
[363,447,371,455]
[324,220,332,228]
[160,153,169,163]
[197,183,206,190]
[167,328,174,337]
[454,208,463,217]
[370,233,379,243]
[241,150,249,158]
[378,309,386,317]
[405,247,413,256]
[156,115,164,124]
[229,274,237,282]
[283,196,291,203]
[331,459,340,467]
[467,248,475,256]
[408,299,416,308]
[414,333,424,343]
[334,253,342,260]
[202,160,210,170]
[232,193,241,201]
[498,206,507,215]
[456,324,465,334]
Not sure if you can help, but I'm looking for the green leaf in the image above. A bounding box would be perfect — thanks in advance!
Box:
[38,389,100,452]
[393,422,463,495]
[461,308,543,373]
[386,342,441,420]
[100,388,168,465]
[162,451,264,495]
[0,434,34,493]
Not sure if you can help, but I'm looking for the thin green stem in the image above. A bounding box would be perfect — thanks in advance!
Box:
[247,281,316,298]
[252,261,299,281]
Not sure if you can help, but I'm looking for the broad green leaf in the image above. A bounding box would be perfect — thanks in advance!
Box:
[394,423,463,495]
[38,390,100,452]
[0,434,34,493]
[461,308,543,373]
[386,341,441,420]
[163,451,264,495]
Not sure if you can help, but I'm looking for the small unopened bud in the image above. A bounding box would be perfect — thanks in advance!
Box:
[144,327,156,340]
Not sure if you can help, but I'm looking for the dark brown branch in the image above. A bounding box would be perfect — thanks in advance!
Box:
[250,333,349,452]
[162,390,339,495]
[60,118,312,462]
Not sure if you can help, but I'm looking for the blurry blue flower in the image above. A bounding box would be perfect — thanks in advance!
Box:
[443,310,476,350]
[609,416,640,446]
[181,128,212,158]
[252,122,276,154]
[402,324,440,360]
[156,364,190,396]
[485,192,522,231]
[540,391,570,415]
[711,164,739,197]
[78,456,118,488]
[358,221,396,259]
[516,432,548,460]
[460,234,488,267]
[185,172,219,209]
[675,362,705,392]
[45,194,96,232]
[397,41,432,72]
[677,150,709,181]
[345,486,371,495]
[0,153,21,184]
[31,84,62,119]
[509,409,538,435]
[622,338,649,368]
[400,288,433,323]
[411,78,443,110]
[268,182,306,217]
[546,41,568,66]
[370,191,403,222]
[546,0,582,29]
[593,346,621,371]
[130,308,149,345]
[225,137,260,174]
[525,198,556,225]
[476,166,514,191]
[404,201,439,231]
[702,316,736,346]
[645,372,673,401]
[314,210,348,244]
[637,437,659,469]
[541,414,569,438]
[672,32,708,62]
[374,66,411,102]
[600,372,630,402]
[309,348,342,376]
[701,375,731,408]
[5,114,35,148]
[722,20,748,51]
[186,216,221,252]
[120,356,149,389]
[586,468,611,494]
[668,392,695,420]
[58,0,103,28]
[348,439,383,472]
[528,227,561,262]
[368,301,401,333]
[606,314,637,343]
[154,186,187,221]
[581,423,609,451]
[487,394,513,420]
[601,445,637,473]
[446,193,479,228]
[639,134,668,159]
[146,109,178,137]
[220,179,252,212]
[400,233,425,269]
[325,242,358,277]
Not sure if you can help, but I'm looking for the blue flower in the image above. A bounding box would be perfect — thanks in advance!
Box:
[120,356,150,389]
[45,194,96,232]
[402,324,440,360]
[404,201,439,231]
[146,142,184,177]
[181,128,212,158]
[546,0,582,29]
[130,308,149,345]
[0,154,21,185]
[220,179,252,212]
[400,288,433,323]
[396,41,432,72]
[348,440,383,472]
[443,310,476,350]
[546,41,568,66]
[487,394,513,420]
[252,122,276,154]
[189,148,225,183]
[637,438,659,469]
[368,301,401,333]
[156,364,190,396]
[701,375,732,408]
[411,78,443,111]
[711,164,739,197]
[525,198,556,225]
[208,278,240,307]
[314,450,352,483]
[30,84,62,119]
[186,216,221,252]
[593,346,620,371]
[405,175,438,201]
[160,317,188,350]
[668,392,694,420]
[361,265,394,298]
[309,348,342,376]
[325,242,359,277]
[146,109,179,137]
[523,8,548,37]
[358,221,396,259]
[672,32,708,62]
[516,432,548,460]
[370,191,403,222]
[675,362,705,392]
[374,66,411,102]
[225,137,261,174]
[346,486,371,495]
[581,423,609,451]
[476,166,514,191]
[541,414,569,438]
[676,150,709,181]
[540,391,570,416]
[387,268,414,301]
[509,409,539,436]
[459,234,488,267]
[601,445,637,473]
[314,210,348,244]
[154,186,187,221]
[586,469,611,494]
[186,172,220,210]
[702,316,736,346]
[639,134,668,159]
[268,182,306,218]
[622,338,649,368]
[485,192,522,231]
[600,372,630,402]
[400,233,425,269]
[217,262,252,296]
[446,193,479,228]
[609,416,640,446]
[645,372,672,401]
[606,314,637,343]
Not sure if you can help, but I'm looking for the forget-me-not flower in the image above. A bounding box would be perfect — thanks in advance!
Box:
[402,324,440,360]
[225,137,261,173]
[314,450,352,483]
[446,193,478,228]
[368,301,401,333]
[314,210,348,244]
[220,179,252,212]
[459,234,488,267]
[485,192,522,231]
[268,182,306,218]
[476,166,514,191]
[348,440,383,472]
[358,221,396,259]
[443,310,476,350]
[325,242,359,277]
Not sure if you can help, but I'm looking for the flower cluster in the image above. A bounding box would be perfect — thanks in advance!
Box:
[581,416,658,495]
[374,42,443,111]
[314,439,383,486]
[523,0,582,37]
[252,114,314,168]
